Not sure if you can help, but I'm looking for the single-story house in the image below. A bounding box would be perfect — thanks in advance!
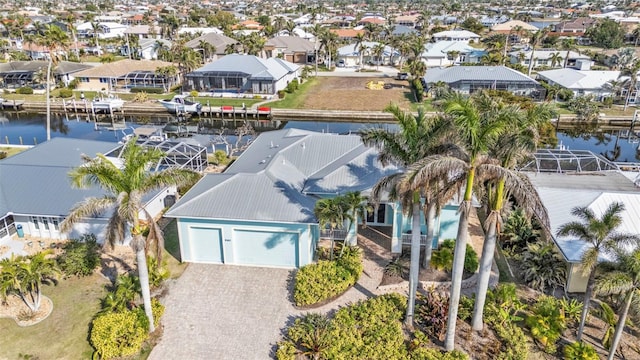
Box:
[536,68,623,100]
[0,138,184,249]
[432,30,481,43]
[509,49,591,69]
[265,36,316,64]
[124,25,161,40]
[423,66,544,98]
[336,41,399,67]
[165,128,463,268]
[421,40,485,67]
[185,54,300,96]
[72,59,179,92]
[394,14,420,28]
[524,150,640,293]
[0,61,91,89]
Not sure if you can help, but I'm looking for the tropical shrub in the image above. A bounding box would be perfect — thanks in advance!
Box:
[410,347,469,360]
[501,208,540,255]
[293,246,362,306]
[132,91,149,103]
[0,151,7,160]
[56,233,100,277]
[15,87,34,95]
[526,296,566,353]
[416,291,449,341]
[385,256,408,278]
[130,87,163,94]
[484,284,528,360]
[146,256,170,289]
[521,242,567,293]
[278,294,407,359]
[90,310,147,359]
[286,79,299,93]
[597,302,616,350]
[559,297,583,326]
[493,322,529,360]
[431,240,478,274]
[58,88,73,98]
[563,341,598,360]
[457,295,475,322]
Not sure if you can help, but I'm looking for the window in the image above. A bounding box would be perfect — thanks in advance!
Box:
[366,203,386,224]
[52,218,59,231]
[32,216,39,230]
[42,218,49,230]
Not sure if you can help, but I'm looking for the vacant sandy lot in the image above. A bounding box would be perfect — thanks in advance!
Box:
[301,77,414,111]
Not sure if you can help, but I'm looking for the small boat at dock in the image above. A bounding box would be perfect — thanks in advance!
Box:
[91,95,125,113]
[158,95,202,115]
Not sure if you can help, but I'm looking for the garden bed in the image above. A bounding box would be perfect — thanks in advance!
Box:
[0,294,53,326]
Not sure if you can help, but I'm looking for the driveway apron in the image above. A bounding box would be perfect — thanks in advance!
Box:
[149,264,295,360]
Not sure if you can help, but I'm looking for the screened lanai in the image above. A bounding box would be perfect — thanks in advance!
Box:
[186,70,252,93]
[0,71,34,88]
[105,139,208,172]
[116,71,174,90]
[519,149,620,173]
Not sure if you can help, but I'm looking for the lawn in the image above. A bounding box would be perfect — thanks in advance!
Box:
[162,219,187,279]
[269,77,318,109]
[0,274,109,359]
[0,146,29,157]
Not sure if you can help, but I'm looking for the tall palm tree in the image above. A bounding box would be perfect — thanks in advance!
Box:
[90,21,102,49]
[622,59,640,111]
[471,98,554,331]
[557,202,639,341]
[60,140,201,332]
[361,103,452,328]
[63,13,79,60]
[597,248,640,360]
[372,43,385,70]
[341,191,371,247]
[353,33,366,69]
[34,24,69,141]
[406,93,506,351]
[560,38,578,68]
[527,28,549,76]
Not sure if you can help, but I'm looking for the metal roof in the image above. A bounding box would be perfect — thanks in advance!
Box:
[191,54,298,81]
[423,66,538,84]
[167,128,397,223]
[536,69,621,90]
[0,137,120,168]
[519,149,620,173]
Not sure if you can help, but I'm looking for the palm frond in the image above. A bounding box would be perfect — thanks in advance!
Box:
[60,196,116,233]
[596,271,634,295]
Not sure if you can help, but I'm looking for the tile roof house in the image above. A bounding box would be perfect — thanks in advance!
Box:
[0,138,179,255]
[184,32,239,59]
[330,28,365,41]
[423,66,544,99]
[185,54,300,96]
[265,36,316,64]
[491,20,539,33]
[536,68,625,100]
[526,167,640,293]
[165,128,463,268]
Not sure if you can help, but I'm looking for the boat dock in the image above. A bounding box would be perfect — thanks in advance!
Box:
[0,99,25,110]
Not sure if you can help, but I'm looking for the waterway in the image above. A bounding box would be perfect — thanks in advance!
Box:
[0,112,639,163]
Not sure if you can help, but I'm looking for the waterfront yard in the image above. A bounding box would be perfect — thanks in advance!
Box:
[274,76,414,111]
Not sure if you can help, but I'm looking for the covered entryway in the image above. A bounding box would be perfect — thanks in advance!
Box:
[232,229,298,268]
[187,227,224,263]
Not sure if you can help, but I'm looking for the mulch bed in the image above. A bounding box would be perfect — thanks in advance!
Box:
[0,294,53,326]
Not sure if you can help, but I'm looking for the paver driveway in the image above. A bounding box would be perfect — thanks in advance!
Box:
[149,264,295,360]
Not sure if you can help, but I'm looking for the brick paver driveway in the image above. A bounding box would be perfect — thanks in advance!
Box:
[149,264,295,360]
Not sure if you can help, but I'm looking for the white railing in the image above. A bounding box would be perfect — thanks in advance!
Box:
[320,229,348,240]
[401,233,429,247]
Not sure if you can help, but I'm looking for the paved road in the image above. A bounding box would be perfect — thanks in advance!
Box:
[149,264,295,360]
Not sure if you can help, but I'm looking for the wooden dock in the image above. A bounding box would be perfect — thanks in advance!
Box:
[0,99,25,110]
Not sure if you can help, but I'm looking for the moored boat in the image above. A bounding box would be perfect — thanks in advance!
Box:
[158,95,202,114]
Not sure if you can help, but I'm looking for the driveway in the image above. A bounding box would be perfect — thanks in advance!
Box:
[149,264,295,360]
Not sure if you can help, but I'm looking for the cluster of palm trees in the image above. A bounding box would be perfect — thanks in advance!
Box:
[0,252,60,313]
[362,94,554,350]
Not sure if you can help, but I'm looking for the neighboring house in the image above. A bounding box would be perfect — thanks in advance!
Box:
[423,66,544,98]
[177,27,223,36]
[421,41,485,67]
[491,20,539,34]
[265,36,316,64]
[132,38,172,60]
[432,30,481,43]
[77,22,128,39]
[336,41,398,67]
[0,138,184,247]
[0,60,91,89]
[329,28,365,41]
[184,32,238,59]
[509,49,591,69]
[124,25,161,39]
[165,128,462,268]
[72,59,178,92]
[394,14,420,28]
[357,16,385,26]
[536,68,623,100]
[480,15,510,27]
[551,17,597,35]
[185,54,300,96]
[523,149,640,293]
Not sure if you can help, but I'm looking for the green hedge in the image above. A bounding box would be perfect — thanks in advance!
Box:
[58,88,73,98]
[15,87,34,94]
[293,246,363,306]
[90,311,147,359]
[431,240,478,274]
[130,87,164,94]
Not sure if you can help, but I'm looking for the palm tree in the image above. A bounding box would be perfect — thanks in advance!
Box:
[361,103,452,328]
[314,197,351,260]
[372,43,385,69]
[622,59,640,111]
[63,13,79,60]
[597,248,640,360]
[471,99,553,331]
[197,40,215,62]
[406,93,506,351]
[341,191,371,248]
[549,52,563,68]
[353,33,366,69]
[90,21,102,49]
[560,38,578,68]
[34,25,70,141]
[16,251,60,312]
[60,140,201,332]
[527,28,549,76]
[557,202,639,341]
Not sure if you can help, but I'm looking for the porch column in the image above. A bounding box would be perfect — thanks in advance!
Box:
[391,203,402,254]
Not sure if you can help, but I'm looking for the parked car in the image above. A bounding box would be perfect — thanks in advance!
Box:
[337,59,346,67]
[396,72,408,80]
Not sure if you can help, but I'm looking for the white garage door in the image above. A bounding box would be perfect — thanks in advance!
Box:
[188,227,224,263]
[233,229,298,268]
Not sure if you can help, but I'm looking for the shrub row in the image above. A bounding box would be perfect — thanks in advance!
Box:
[130,87,164,94]
[293,246,363,306]
[15,87,34,94]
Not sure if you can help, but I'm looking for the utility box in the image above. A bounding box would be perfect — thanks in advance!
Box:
[16,224,24,238]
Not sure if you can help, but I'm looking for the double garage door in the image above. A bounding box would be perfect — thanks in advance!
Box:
[187,227,299,268]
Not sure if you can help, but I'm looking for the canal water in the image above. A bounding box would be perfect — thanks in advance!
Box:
[1,112,639,163]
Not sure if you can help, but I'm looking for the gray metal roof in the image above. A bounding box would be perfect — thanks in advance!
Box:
[0,61,92,75]
[0,137,120,167]
[167,128,397,223]
[536,69,620,90]
[191,54,298,81]
[423,66,539,85]
[525,171,639,192]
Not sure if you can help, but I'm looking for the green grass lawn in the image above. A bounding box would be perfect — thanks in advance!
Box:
[269,77,318,109]
[0,274,109,360]
[0,146,29,157]
[162,219,187,279]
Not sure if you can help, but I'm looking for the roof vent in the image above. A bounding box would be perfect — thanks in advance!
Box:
[259,159,266,164]
[301,142,306,149]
